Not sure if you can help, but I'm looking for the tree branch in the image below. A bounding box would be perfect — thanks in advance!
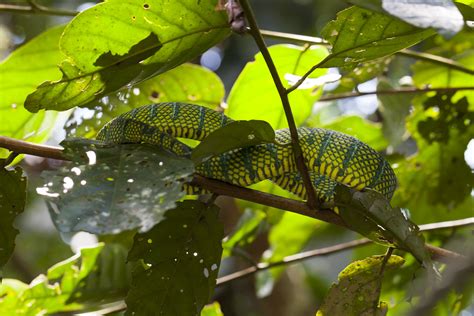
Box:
[1,136,471,267]
[0,1,78,16]
[318,86,474,102]
[216,218,473,286]
[238,0,319,209]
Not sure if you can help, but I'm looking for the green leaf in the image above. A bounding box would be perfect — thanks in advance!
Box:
[222,209,267,259]
[66,63,225,139]
[0,244,111,315]
[227,44,329,129]
[377,81,413,148]
[0,25,65,159]
[335,185,434,272]
[25,0,230,112]
[320,6,434,68]
[310,115,389,151]
[0,166,26,278]
[316,255,405,316]
[201,302,224,316]
[256,212,327,297]
[192,120,276,164]
[126,201,223,316]
[38,139,194,235]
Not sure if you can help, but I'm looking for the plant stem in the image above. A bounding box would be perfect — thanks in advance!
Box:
[319,86,474,102]
[216,219,472,286]
[0,1,78,16]
[239,0,319,209]
[398,49,474,75]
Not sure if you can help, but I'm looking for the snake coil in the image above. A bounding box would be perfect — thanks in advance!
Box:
[97,102,397,204]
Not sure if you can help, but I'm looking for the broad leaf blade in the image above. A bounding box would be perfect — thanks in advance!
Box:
[320,6,434,68]
[227,44,329,129]
[126,201,223,316]
[0,26,64,159]
[191,120,275,164]
[317,255,405,316]
[0,166,27,278]
[38,139,194,234]
[25,0,230,112]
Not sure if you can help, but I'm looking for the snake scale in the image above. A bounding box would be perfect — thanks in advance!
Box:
[97,102,397,204]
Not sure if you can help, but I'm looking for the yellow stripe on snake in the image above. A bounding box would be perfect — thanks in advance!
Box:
[97,102,397,204]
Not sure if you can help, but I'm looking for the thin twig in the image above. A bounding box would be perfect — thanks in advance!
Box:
[216,219,473,286]
[239,0,319,209]
[398,49,474,75]
[0,1,78,16]
[0,136,65,161]
[318,86,474,102]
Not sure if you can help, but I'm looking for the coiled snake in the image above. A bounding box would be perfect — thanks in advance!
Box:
[97,102,397,204]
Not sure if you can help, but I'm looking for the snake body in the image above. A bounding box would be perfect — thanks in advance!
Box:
[97,102,397,202]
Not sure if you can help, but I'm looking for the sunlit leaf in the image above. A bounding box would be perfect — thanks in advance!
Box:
[0,25,65,159]
[126,201,223,316]
[25,0,230,112]
[65,63,226,139]
[39,139,194,235]
[192,120,275,164]
[0,166,26,278]
[227,44,329,129]
[320,6,434,68]
[201,302,224,316]
[0,244,114,315]
[316,255,405,316]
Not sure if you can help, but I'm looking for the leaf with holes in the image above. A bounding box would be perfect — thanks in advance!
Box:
[191,120,275,164]
[319,6,434,69]
[25,0,230,112]
[39,139,194,235]
[126,201,223,316]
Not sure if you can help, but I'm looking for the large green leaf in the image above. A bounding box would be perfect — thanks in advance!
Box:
[192,120,275,164]
[38,139,194,235]
[0,244,123,315]
[317,255,405,316]
[0,165,26,278]
[227,44,329,129]
[0,26,65,159]
[66,63,225,139]
[25,0,230,112]
[320,6,434,68]
[126,201,223,316]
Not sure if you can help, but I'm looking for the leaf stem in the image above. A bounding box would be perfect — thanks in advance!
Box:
[238,0,319,209]
[319,86,474,102]
[398,49,474,75]
[0,1,78,16]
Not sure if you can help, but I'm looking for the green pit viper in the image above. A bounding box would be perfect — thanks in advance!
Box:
[97,102,397,204]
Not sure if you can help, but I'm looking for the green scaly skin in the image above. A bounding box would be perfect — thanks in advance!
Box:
[97,102,397,203]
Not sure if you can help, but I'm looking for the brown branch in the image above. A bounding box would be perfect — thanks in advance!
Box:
[319,86,474,102]
[239,0,319,209]
[0,136,65,161]
[0,1,78,16]
[1,136,471,267]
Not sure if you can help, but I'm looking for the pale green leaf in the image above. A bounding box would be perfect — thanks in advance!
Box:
[25,0,230,112]
[227,44,329,129]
